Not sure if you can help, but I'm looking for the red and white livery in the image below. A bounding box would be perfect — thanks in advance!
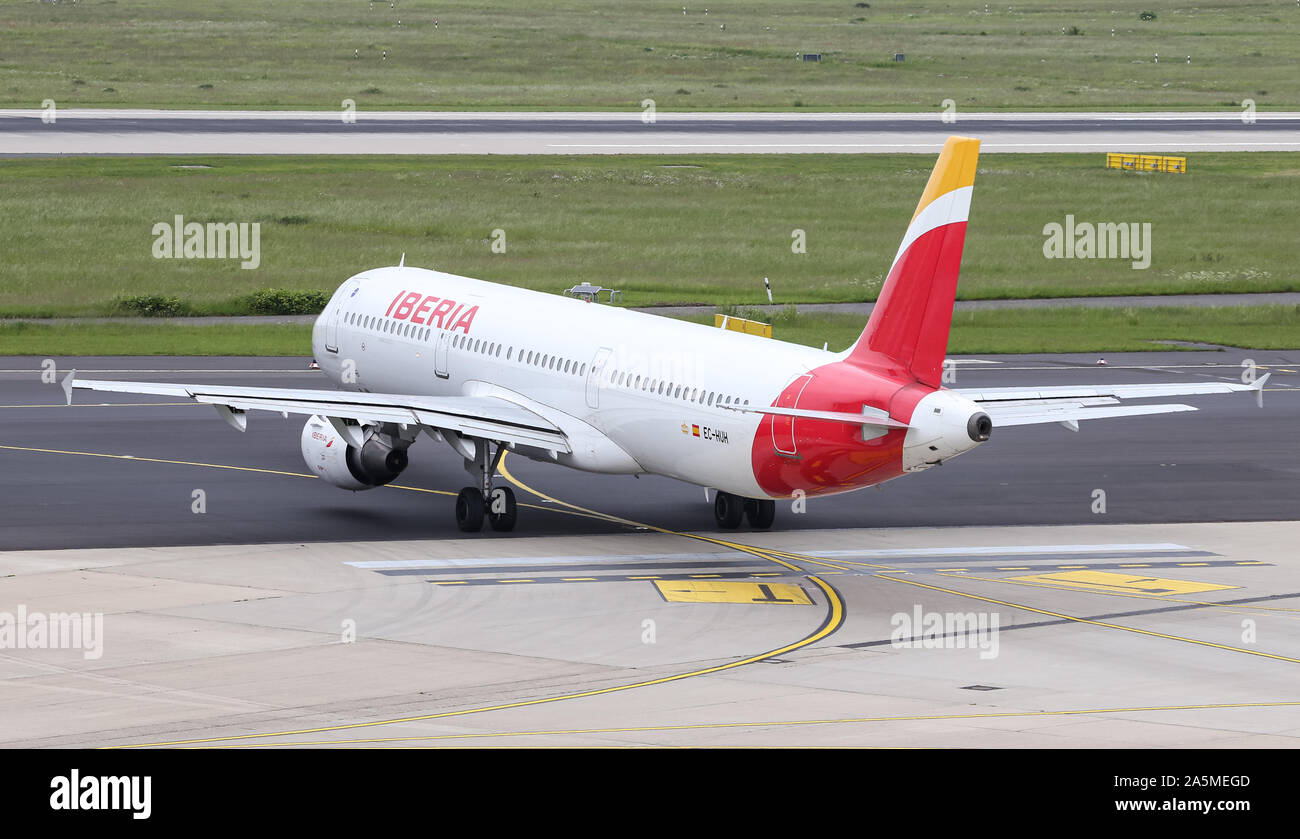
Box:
[65,137,1268,532]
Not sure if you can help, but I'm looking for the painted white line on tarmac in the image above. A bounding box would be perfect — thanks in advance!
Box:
[349,542,1198,570]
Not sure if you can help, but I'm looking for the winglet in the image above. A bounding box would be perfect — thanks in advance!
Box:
[1251,372,1270,408]
[61,369,76,405]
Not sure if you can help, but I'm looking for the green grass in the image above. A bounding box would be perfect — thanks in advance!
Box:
[0,322,313,356]
[1,153,1296,317]
[5,305,1296,356]
[690,304,1300,353]
[1,0,1296,110]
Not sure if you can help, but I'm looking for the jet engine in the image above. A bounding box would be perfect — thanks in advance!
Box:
[300,415,411,491]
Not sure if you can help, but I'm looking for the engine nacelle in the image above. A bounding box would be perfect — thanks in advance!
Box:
[300,416,410,491]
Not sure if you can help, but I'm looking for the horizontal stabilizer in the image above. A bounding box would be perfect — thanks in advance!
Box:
[955,376,1267,403]
[959,374,1269,430]
[987,403,1197,428]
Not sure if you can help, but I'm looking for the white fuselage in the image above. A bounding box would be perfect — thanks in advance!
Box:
[311,266,832,498]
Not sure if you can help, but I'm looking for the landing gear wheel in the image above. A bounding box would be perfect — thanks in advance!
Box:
[746,499,776,529]
[455,487,485,532]
[487,486,518,532]
[713,491,745,529]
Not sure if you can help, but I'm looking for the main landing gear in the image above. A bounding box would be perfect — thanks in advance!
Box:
[712,490,776,530]
[455,438,517,533]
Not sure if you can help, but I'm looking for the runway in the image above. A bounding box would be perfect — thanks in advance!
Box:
[3,110,1298,154]
[1,351,1297,550]
[1,350,1297,747]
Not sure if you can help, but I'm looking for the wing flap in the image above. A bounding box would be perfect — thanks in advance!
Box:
[66,376,572,452]
[193,395,417,427]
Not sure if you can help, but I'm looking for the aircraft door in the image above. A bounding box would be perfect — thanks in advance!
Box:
[324,280,359,353]
[771,374,812,456]
[586,347,612,409]
[434,331,451,378]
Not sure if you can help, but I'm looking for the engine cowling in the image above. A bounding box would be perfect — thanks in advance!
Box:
[300,416,409,491]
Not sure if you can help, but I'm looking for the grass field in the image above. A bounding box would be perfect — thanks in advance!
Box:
[696,304,1300,353]
[0,322,314,356]
[4,306,1296,356]
[2,153,1296,317]
[2,0,1297,110]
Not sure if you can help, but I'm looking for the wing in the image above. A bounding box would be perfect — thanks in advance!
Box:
[62,372,571,452]
[952,374,1269,431]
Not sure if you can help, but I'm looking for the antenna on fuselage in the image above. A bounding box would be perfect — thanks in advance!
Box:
[398,252,406,268]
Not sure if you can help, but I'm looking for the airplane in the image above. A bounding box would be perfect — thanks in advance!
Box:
[64,136,1268,533]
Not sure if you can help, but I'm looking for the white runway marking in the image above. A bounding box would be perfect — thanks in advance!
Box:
[348,543,1197,570]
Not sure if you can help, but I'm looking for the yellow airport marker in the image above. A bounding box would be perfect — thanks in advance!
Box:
[654,580,813,605]
[1006,570,1236,597]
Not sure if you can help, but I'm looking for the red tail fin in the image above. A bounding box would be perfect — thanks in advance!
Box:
[847,136,980,388]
